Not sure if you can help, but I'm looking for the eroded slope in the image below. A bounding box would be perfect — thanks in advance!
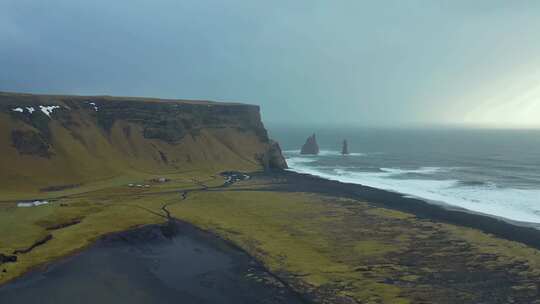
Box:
[0,92,286,198]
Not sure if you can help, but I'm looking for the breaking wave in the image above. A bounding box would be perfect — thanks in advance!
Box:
[285,152,540,224]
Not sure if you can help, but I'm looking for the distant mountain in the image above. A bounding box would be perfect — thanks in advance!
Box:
[0,92,286,197]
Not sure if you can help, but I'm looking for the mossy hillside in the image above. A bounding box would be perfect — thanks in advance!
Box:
[0,120,263,198]
[0,92,283,198]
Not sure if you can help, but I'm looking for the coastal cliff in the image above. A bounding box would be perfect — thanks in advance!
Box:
[2,93,540,304]
[0,92,286,195]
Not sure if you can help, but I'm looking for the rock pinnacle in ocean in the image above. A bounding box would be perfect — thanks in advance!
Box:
[301,133,320,155]
[342,140,349,155]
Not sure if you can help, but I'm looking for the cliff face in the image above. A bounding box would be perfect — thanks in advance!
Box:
[260,140,288,170]
[0,92,286,195]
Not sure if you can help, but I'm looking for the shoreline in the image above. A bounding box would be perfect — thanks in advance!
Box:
[263,170,540,250]
[3,169,540,302]
[0,171,540,304]
[284,167,540,229]
[166,218,314,304]
[0,222,161,288]
[0,218,309,304]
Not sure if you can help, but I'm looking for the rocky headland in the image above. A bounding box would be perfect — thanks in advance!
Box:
[0,91,287,197]
[2,92,540,304]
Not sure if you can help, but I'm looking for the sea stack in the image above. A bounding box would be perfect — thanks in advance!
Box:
[301,133,320,155]
[341,140,349,155]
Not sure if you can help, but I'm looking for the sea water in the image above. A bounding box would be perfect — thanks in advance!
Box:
[270,127,540,224]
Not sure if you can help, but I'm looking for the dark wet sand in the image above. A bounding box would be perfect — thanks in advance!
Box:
[256,170,540,250]
[0,221,306,304]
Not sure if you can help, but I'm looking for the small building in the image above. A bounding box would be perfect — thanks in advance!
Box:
[151,177,169,183]
[17,200,49,208]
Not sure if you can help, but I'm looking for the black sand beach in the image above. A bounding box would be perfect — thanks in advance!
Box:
[256,171,540,250]
[2,170,540,303]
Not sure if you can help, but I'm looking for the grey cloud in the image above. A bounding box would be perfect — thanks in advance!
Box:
[1,0,539,127]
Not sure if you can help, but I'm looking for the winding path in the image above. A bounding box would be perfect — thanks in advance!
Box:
[160,172,248,221]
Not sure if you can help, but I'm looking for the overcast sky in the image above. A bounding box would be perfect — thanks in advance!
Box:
[1,1,540,127]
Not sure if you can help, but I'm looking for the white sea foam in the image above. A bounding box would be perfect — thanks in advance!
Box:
[319,150,364,156]
[287,157,540,224]
[287,157,318,167]
[284,149,364,157]
[380,167,446,175]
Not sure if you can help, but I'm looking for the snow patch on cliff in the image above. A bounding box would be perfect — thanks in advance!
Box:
[87,101,99,111]
[39,105,61,117]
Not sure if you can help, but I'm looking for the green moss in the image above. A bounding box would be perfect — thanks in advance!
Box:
[166,189,540,303]
[353,240,397,257]
[2,173,540,303]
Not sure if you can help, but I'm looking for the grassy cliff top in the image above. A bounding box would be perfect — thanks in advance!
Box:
[0,91,283,197]
[0,91,254,107]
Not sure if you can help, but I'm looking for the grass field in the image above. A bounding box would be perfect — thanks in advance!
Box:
[169,189,540,303]
[2,172,540,303]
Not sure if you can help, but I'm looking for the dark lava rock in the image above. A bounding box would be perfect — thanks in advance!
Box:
[260,140,288,170]
[0,253,17,264]
[11,129,51,157]
[300,133,319,155]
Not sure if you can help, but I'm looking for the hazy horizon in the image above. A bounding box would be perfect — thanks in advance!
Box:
[2,1,540,128]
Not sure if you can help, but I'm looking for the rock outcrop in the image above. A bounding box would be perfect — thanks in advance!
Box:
[11,129,51,158]
[260,140,288,170]
[0,91,288,194]
[342,140,349,155]
[301,133,319,155]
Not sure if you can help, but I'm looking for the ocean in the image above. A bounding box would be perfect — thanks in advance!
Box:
[269,127,540,225]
